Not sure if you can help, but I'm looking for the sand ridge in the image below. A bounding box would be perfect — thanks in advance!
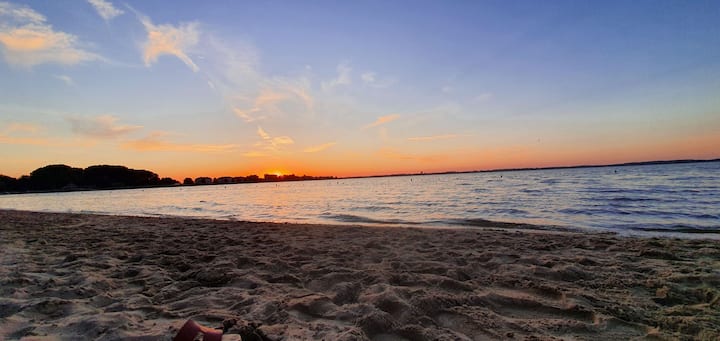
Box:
[1,210,719,340]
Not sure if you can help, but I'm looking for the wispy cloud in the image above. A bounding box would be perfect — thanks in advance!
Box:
[361,71,395,88]
[0,134,49,145]
[67,114,142,139]
[0,121,48,145]
[0,2,100,67]
[54,74,74,86]
[242,151,266,158]
[254,126,294,152]
[361,72,375,83]
[272,136,294,145]
[407,134,463,142]
[122,131,238,152]
[87,0,123,20]
[257,126,271,140]
[4,122,42,134]
[136,12,199,72]
[233,82,314,123]
[321,61,352,91]
[303,142,336,153]
[473,92,494,102]
[364,114,401,129]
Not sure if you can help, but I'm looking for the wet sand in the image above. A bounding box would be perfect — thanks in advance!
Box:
[1,210,719,340]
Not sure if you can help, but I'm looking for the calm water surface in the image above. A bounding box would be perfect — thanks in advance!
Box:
[1,162,718,237]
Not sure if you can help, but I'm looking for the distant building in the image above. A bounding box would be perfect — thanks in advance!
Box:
[215,177,234,184]
[194,177,212,185]
[263,174,278,181]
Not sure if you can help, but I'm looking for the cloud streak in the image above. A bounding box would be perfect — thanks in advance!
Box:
[407,134,463,142]
[137,12,199,72]
[0,122,48,145]
[364,114,400,129]
[0,2,100,67]
[257,126,271,140]
[54,74,74,86]
[67,115,142,139]
[250,126,294,155]
[122,132,238,152]
[87,0,123,20]
[361,71,395,88]
[233,83,314,123]
[303,142,336,153]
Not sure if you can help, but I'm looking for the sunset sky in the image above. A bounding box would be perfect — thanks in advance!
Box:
[1,0,719,180]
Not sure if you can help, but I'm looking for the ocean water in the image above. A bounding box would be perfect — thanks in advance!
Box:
[1,161,718,237]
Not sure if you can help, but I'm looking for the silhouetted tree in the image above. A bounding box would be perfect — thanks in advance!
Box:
[0,164,180,193]
[0,175,18,192]
[159,177,179,185]
[183,177,194,185]
[28,164,83,190]
[82,165,161,188]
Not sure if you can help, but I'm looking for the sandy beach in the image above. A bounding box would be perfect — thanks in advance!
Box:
[1,210,718,340]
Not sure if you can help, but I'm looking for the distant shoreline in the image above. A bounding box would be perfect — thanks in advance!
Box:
[2,158,717,195]
[342,157,720,180]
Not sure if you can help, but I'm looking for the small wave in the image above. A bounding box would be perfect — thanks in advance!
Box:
[623,224,720,234]
[491,208,529,215]
[607,197,655,202]
[444,218,575,232]
[446,218,528,228]
[319,213,417,225]
[558,207,636,216]
[520,189,543,194]
[352,205,394,212]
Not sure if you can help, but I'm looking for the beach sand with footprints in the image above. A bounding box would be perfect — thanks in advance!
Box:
[1,210,719,340]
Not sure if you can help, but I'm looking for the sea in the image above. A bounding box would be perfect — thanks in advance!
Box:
[1,161,718,238]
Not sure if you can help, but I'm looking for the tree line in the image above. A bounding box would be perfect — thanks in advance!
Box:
[0,164,178,193]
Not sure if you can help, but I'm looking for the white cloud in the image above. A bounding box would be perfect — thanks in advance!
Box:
[321,61,352,90]
[0,2,100,67]
[0,2,44,24]
[361,72,376,83]
[87,0,124,20]
[361,71,395,88]
[138,13,199,72]
[54,74,74,86]
[67,115,142,139]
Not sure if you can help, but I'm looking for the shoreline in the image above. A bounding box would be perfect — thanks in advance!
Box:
[3,208,718,241]
[1,210,719,340]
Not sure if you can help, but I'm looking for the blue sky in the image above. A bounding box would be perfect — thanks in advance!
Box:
[1,0,719,179]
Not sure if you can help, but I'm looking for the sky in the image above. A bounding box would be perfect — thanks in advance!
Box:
[1,0,719,180]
